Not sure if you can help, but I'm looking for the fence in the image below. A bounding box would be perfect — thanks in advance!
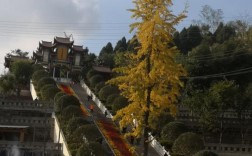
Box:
[80,80,170,156]
[80,80,113,118]
[205,143,252,156]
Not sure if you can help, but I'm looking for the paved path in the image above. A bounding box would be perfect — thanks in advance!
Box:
[70,83,160,156]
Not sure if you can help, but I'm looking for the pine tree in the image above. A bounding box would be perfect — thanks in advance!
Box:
[108,1,187,155]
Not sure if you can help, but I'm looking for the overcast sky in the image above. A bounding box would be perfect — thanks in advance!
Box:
[0,0,252,74]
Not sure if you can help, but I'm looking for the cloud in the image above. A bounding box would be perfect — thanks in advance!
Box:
[0,0,100,73]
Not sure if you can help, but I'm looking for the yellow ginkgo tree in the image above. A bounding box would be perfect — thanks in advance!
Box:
[108,0,187,155]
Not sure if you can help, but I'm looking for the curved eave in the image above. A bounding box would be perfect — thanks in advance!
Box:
[54,38,74,46]
[39,42,55,49]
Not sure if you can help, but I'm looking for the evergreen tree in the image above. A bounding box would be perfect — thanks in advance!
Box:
[98,42,115,67]
[114,37,128,53]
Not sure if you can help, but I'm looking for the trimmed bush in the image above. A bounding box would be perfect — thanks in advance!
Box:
[172,132,204,156]
[72,124,102,143]
[67,117,91,134]
[112,96,128,113]
[40,84,59,100]
[95,81,105,94]
[161,121,188,146]
[37,77,55,91]
[54,92,67,103]
[106,94,119,106]
[89,75,104,89]
[98,85,119,102]
[55,95,80,112]
[193,150,218,156]
[76,142,105,156]
[32,70,48,86]
[76,143,92,156]
[61,105,83,122]
[42,87,60,101]
[68,143,79,156]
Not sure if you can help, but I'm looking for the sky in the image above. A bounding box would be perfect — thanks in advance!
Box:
[0,0,252,74]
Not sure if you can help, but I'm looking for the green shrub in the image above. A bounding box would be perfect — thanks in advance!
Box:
[98,85,119,102]
[32,70,48,86]
[95,81,105,94]
[54,92,67,103]
[55,95,80,112]
[76,142,105,156]
[37,77,55,91]
[40,84,55,93]
[112,96,128,113]
[172,132,204,156]
[76,143,92,156]
[40,84,58,100]
[66,117,91,134]
[61,105,83,122]
[89,75,104,89]
[72,124,102,143]
[106,94,119,106]
[42,87,60,101]
[161,121,188,146]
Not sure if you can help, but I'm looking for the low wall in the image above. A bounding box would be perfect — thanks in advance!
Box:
[205,143,252,156]
[53,114,72,156]
[30,80,71,156]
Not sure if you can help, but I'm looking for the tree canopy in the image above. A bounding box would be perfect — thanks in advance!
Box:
[108,1,187,155]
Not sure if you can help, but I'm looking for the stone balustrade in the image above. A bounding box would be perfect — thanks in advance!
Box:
[0,141,61,155]
[0,141,61,150]
[177,105,252,119]
[0,100,54,113]
[0,117,53,127]
[205,143,252,155]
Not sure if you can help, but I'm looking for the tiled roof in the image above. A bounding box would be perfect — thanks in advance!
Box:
[73,45,84,51]
[41,41,53,47]
[93,66,112,73]
[6,55,29,61]
[54,37,74,44]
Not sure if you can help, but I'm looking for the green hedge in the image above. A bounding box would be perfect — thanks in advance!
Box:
[161,121,188,146]
[98,85,119,102]
[172,132,204,156]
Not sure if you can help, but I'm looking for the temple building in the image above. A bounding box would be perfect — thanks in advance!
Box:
[0,96,62,155]
[4,55,30,69]
[33,37,88,79]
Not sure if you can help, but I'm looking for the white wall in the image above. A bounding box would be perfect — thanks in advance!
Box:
[30,81,71,156]
[30,81,38,100]
[53,115,72,156]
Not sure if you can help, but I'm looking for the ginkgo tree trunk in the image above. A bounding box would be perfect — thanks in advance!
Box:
[108,0,187,155]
